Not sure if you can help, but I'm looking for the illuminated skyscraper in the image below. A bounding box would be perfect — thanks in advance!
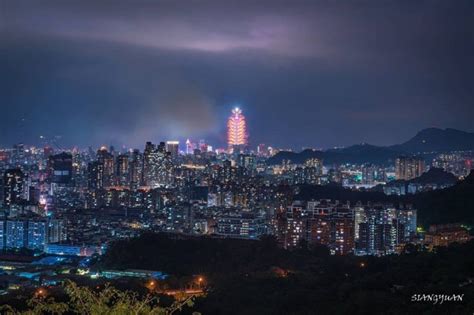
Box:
[185,139,193,155]
[143,142,173,188]
[97,147,114,187]
[227,107,248,152]
[165,141,179,159]
[116,154,130,186]
[87,161,104,190]
[3,169,25,207]
[48,152,73,185]
[129,149,143,188]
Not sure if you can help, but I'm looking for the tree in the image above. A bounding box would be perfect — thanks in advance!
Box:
[0,281,200,315]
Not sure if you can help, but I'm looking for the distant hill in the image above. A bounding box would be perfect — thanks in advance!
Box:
[390,128,474,153]
[385,168,459,188]
[267,128,474,165]
[411,170,474,225]
[326,144,402,165]
[267,144,402,165]
[409,167,458,185]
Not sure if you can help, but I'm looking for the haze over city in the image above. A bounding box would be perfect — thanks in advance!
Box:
[0,1,474,314]
[1,0,473,149]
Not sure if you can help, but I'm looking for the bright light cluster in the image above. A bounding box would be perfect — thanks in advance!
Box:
[227,107,247,148]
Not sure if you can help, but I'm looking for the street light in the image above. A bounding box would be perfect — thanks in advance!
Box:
[35,288,47,298]
[146,279,156,291]
[196,276,205,289]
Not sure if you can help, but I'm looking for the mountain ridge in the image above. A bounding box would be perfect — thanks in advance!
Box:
[389,128,474,153]
[267,128,474,165]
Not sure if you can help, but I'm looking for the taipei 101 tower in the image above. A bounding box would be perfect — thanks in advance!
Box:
[227,107,248,153]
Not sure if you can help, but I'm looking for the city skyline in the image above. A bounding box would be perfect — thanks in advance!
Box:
[1,1,473,313]
[2,1,474,149]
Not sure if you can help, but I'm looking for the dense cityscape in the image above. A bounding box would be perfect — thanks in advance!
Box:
[0,107,473,300]
[2,0,474,313]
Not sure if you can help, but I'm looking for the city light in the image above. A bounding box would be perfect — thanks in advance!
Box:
[1,2,472,313]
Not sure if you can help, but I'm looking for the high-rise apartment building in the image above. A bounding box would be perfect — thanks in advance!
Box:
[143,142,173,187]
[116,154,130,186]
[395,156,425,180]
[3,168,25,207]
[97,147,115,187]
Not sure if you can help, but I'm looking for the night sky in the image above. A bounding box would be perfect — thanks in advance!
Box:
[1,1,473,150]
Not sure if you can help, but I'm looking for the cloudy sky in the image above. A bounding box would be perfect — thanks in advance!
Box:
[1,0,473,150]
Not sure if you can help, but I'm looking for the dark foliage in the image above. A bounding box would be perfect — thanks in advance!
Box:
[100,234,474,314]
[407,171,474,225]
[101,234,313,275]
[408,168,458,185]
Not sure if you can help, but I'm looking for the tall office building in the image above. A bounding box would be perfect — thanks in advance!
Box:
[87,161,104,190]
[395,156,425,180]
[11,143,26,168]
[48,152,73,185]
[116,154,130,186]
[3,169,25,207]
[143,142,159,186]
[185,139,193,155]
[165,141,179,159]
[129,149,143,188]
[198,139,209,153]
[97,147,115,187]
[227,107,248,152]
[143,142,172,187]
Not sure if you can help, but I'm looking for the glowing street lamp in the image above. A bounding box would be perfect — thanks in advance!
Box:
[35,288,47,298]
[196,276,205,289]
[146,279,157,291]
